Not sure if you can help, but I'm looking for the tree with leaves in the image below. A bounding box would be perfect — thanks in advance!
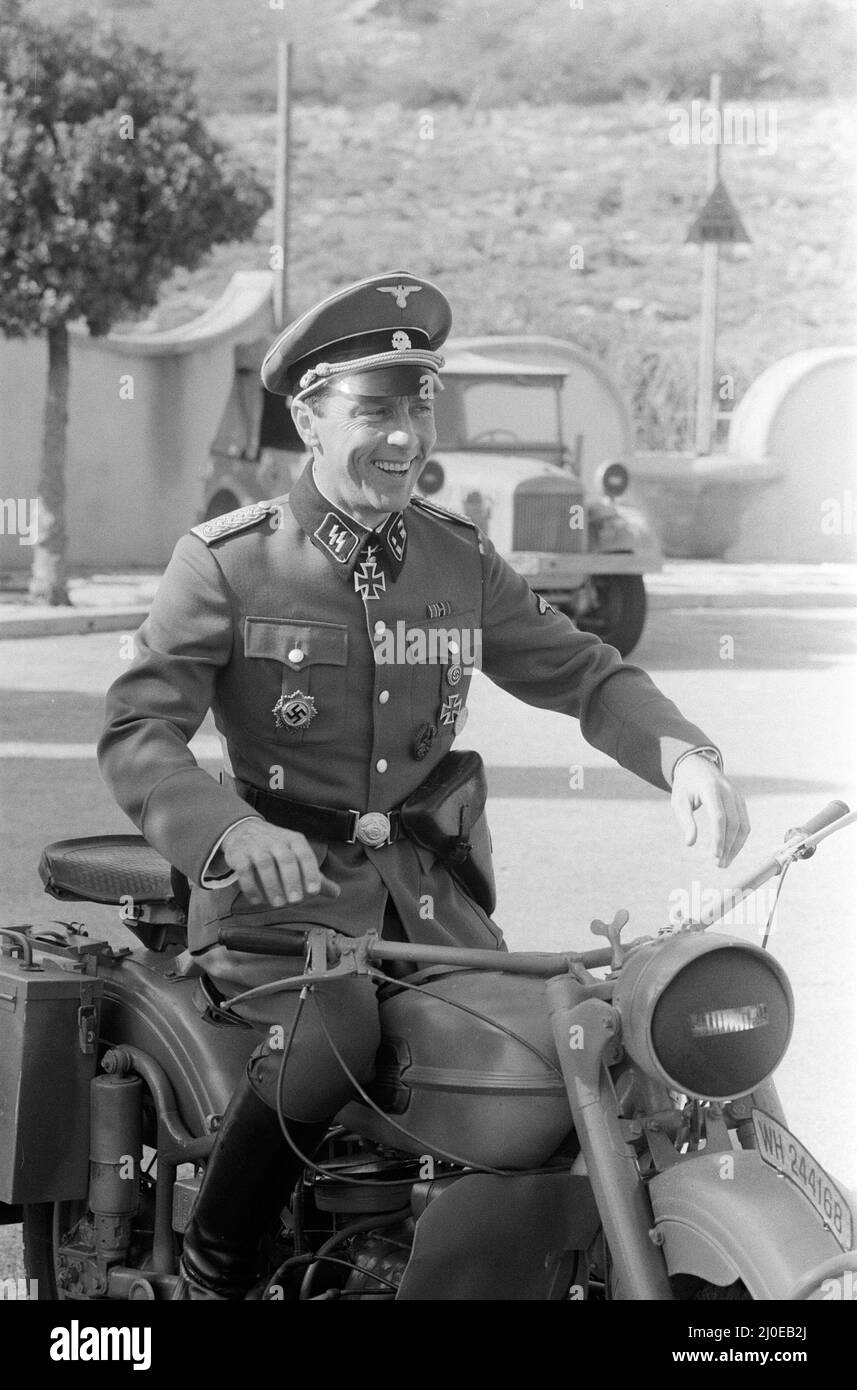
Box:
[0,0,268,602]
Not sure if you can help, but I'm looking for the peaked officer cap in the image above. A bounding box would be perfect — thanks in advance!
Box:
[261,270,452,402]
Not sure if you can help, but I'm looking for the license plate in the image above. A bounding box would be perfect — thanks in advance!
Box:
[752,1109,853,1253]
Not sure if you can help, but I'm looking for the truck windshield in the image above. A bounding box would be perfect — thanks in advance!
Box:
[435,376,565,454]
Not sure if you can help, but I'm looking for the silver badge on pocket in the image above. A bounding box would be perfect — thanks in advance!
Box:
[273,690,318,731]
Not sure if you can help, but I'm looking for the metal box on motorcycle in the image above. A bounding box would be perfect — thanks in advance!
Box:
[361,971,572,1170]
[0,951,103,1204]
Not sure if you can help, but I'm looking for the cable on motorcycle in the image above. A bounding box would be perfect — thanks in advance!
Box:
[262,1207,410,1300]
[760,862,790,951]
[371,967,562,1078]
[306,988,569,1179]
[273,989,468,1187]
[271,967,569,1184]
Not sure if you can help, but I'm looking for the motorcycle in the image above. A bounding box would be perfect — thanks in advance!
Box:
[1,800,855,1301]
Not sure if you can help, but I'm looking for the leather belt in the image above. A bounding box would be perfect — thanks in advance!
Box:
[234,780,403,849]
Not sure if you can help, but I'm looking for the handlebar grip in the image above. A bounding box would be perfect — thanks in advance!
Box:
[791,800,850,840]
[217,925,309,956]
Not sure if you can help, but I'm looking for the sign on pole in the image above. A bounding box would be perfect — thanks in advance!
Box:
[688,73,751,456]
[686,178,751,245]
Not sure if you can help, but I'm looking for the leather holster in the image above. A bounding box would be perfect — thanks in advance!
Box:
[400,750,496,915]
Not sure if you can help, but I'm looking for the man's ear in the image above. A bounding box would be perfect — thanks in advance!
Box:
[290,397,315,447]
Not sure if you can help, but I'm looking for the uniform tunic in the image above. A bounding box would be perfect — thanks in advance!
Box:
[98,461,713,986]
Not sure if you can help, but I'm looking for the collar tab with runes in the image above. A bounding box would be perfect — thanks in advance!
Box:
[289,461,408,580]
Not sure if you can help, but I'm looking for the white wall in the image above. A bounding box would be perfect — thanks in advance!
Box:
[727,348,857,562]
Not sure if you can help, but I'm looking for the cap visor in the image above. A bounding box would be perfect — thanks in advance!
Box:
[331,365,442,397]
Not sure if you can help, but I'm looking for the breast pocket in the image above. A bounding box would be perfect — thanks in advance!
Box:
[407,609,477,736]
[244,616,348,745]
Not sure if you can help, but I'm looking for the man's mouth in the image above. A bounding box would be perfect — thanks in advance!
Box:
[372,458,415,476]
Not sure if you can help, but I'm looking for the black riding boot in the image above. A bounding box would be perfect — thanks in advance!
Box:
[175,1068,327,1300]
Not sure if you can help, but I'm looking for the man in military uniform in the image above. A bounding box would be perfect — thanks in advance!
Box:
[98,270,749,1299]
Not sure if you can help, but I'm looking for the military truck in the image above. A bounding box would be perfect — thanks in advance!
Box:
[201,336,661,655]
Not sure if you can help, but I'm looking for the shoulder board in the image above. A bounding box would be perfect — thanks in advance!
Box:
[190,502,278,545]
[410,496,476,529]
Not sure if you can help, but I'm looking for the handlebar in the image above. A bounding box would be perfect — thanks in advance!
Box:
[789,799,851,842]
[690,799,853,928]
[216,799,854,969]
[216,922,613,974]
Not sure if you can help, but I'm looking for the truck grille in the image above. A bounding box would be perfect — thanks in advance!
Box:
[513,478,586,553]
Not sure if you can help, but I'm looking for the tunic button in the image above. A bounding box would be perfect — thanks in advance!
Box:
[378,690,390,704]
[288,648,304,664]
[374,620,385,637]
[376,758,388,773]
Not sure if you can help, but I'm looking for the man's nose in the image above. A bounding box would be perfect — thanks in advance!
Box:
[386,417,417,451]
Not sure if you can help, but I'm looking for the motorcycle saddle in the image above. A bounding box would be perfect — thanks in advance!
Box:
[39,835,176,906]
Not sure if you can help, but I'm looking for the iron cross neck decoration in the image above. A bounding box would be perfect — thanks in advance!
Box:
[354,545,387,600]
[273,690,318,731]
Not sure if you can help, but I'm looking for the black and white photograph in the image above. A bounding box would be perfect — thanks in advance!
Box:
[0,0,855,1344]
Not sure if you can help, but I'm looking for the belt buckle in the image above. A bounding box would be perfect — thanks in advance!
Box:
[354,811,391,848]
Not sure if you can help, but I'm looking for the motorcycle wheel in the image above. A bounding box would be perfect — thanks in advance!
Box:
[565,575,647,657]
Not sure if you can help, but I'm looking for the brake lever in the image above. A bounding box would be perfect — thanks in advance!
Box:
[253,928,381,993]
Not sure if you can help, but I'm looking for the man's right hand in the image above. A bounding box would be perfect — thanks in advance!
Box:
[220,820,340,908]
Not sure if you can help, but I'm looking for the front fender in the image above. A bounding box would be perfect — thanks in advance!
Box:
[650,1151,853,1300]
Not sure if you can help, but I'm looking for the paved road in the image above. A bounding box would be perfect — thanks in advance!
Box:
[2,605,856,1281]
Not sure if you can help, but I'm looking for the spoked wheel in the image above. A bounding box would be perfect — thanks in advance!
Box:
[567,574,647,657]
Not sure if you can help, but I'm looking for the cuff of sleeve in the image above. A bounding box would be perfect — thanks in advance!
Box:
[199,816,259,888]
[670,745,724,785]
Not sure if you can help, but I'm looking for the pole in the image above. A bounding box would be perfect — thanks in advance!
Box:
[694,71,721,456]
[273,39,292,330]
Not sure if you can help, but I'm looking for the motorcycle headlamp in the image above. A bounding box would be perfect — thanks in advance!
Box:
[614,934,793,1101]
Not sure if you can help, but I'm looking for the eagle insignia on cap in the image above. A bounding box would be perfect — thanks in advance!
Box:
[377,283,422,309]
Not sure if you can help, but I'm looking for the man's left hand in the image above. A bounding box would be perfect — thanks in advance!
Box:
[671,754,750,869]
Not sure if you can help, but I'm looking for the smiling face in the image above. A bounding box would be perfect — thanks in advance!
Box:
[291,388,437,526]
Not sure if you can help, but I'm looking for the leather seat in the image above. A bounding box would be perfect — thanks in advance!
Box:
[39,835,176,905]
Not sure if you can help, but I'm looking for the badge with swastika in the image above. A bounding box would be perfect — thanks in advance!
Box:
[273,690,318,731]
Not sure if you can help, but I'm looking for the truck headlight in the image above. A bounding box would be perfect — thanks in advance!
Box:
[417,459,445,495]
[614,933,793,1101]
[596,461,629,498]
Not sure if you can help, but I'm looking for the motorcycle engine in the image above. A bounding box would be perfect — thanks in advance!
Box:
[339,1221,414,1299]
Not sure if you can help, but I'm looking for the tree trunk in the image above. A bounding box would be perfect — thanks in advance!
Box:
[28,321,71,605]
